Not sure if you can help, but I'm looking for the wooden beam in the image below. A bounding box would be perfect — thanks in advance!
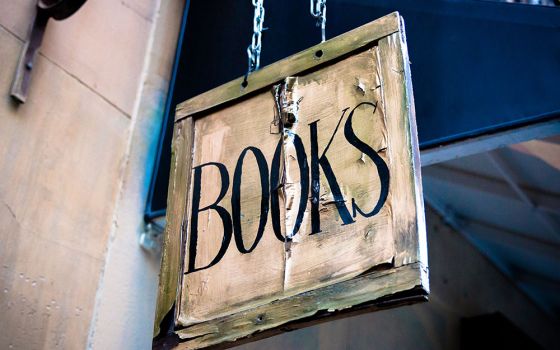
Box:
[171,263,427,350]
[486,151,560,237]
[509,138,560,173]
[154,118,194,337]
[420,118,560,167]
[464,219,560,257]
[426,194,560,260]
[512,268,560,290]
[423,165,560,216]
[175,12,400,120]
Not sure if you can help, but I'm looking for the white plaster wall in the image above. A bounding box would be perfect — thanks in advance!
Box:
[87,1,184,348]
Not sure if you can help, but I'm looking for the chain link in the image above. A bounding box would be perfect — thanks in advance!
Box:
[247,0,265,77]
[310,0,326,42]
[245,0,327,82]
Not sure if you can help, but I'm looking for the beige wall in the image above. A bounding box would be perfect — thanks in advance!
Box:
[86,1,183,348]
[0,0,181,348]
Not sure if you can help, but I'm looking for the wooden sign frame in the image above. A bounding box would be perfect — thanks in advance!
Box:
[154,12,428,349]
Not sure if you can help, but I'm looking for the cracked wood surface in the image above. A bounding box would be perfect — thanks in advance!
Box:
[176,263,428,349]
[154,118,194,336]
[156,12,427,349]
[280,48,395,295]
[179,90,286,326]
[174,12,400,121]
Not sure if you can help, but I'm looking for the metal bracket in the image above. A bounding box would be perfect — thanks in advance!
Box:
[10,0,88,103]
[139,220,165,253]
[11,10,49,103]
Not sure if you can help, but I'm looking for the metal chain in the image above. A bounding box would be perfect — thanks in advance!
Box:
[245,0,327,82]
[310,0,326,42]
[246,0,265,77]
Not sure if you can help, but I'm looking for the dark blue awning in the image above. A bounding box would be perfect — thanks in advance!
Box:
[146,0,560,218]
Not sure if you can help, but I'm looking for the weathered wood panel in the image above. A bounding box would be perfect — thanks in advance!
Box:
[154,118,194,335]
[279,48,395,295]
[178,92,287,326]
[378,24,427,268]
[176,263,427,349]
[174,12,400,119]
[157,12,427,349]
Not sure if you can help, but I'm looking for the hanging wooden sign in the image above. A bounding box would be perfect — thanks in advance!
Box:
[154,12,428,349]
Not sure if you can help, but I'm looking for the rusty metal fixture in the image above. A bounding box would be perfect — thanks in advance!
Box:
[11,0,88,103]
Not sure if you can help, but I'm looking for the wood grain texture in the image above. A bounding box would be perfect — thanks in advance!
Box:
[175,263,427,349]
[154,118,194,336]
[157,12,427,349]
[280,49,395,295]
[175,12,400,120]
[178,91,286,326]
[377,22,427,269]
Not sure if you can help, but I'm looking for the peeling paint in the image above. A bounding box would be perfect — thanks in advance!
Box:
[355,78,366,95]
[359,153,366,164]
